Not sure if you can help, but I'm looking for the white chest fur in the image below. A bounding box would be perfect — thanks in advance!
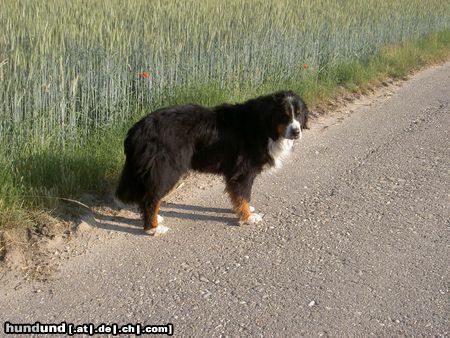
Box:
[268,138,293,169]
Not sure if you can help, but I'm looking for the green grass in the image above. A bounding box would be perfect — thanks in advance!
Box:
[0,0,449,229]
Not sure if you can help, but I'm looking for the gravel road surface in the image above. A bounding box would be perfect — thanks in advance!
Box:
[1,63,449,337]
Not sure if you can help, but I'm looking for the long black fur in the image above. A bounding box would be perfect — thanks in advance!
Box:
[116,90,309,228]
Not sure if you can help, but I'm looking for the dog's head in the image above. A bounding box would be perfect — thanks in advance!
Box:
[268,90,310,140]
[255,91,309,141]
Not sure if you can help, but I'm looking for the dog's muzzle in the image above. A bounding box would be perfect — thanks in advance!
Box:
[291,127,301,139]
[286,126,301,139]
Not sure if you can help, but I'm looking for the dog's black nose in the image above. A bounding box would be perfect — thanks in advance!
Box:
[292,127,301,139]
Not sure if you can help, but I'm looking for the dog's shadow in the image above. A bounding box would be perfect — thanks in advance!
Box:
[87,201,237,235]
[159,202,236,224]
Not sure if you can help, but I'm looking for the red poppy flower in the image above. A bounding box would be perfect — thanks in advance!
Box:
[303,63,308,70]
[138,71,150,78]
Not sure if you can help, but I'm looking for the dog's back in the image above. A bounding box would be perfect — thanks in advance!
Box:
[115,104,216,203]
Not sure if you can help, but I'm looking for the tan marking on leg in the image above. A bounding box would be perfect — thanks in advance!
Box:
[226,188,251,221]
[150,201,161,228]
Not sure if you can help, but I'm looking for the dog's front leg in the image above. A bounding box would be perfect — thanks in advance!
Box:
[141,197,168,236]
[225,174,262,225]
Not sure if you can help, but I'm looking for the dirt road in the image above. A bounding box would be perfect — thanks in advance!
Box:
[1,62,449,337]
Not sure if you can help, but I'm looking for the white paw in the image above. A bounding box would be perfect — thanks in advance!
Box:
[249,206,256,213]
[239,213,263,225]
[157,214,164,223]
[145,224,169,236]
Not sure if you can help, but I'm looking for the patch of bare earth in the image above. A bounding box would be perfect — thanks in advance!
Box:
[0,213,70,286]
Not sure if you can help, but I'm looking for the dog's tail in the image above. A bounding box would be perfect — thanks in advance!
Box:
[115,158,145,204]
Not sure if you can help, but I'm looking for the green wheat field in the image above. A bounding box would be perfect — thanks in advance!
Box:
[0,0,449,228]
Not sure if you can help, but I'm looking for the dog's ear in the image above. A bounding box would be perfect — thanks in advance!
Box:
[295,97,310,130]
[303,115,310,130]
[301,102,310,130]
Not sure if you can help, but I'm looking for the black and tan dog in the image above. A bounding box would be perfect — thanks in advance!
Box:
[116,90,309,235]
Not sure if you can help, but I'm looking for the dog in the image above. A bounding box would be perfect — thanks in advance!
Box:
[116,90,309,235]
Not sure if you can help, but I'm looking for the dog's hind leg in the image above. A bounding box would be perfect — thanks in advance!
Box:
[141,169,185,235]
[140,152,188,235]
